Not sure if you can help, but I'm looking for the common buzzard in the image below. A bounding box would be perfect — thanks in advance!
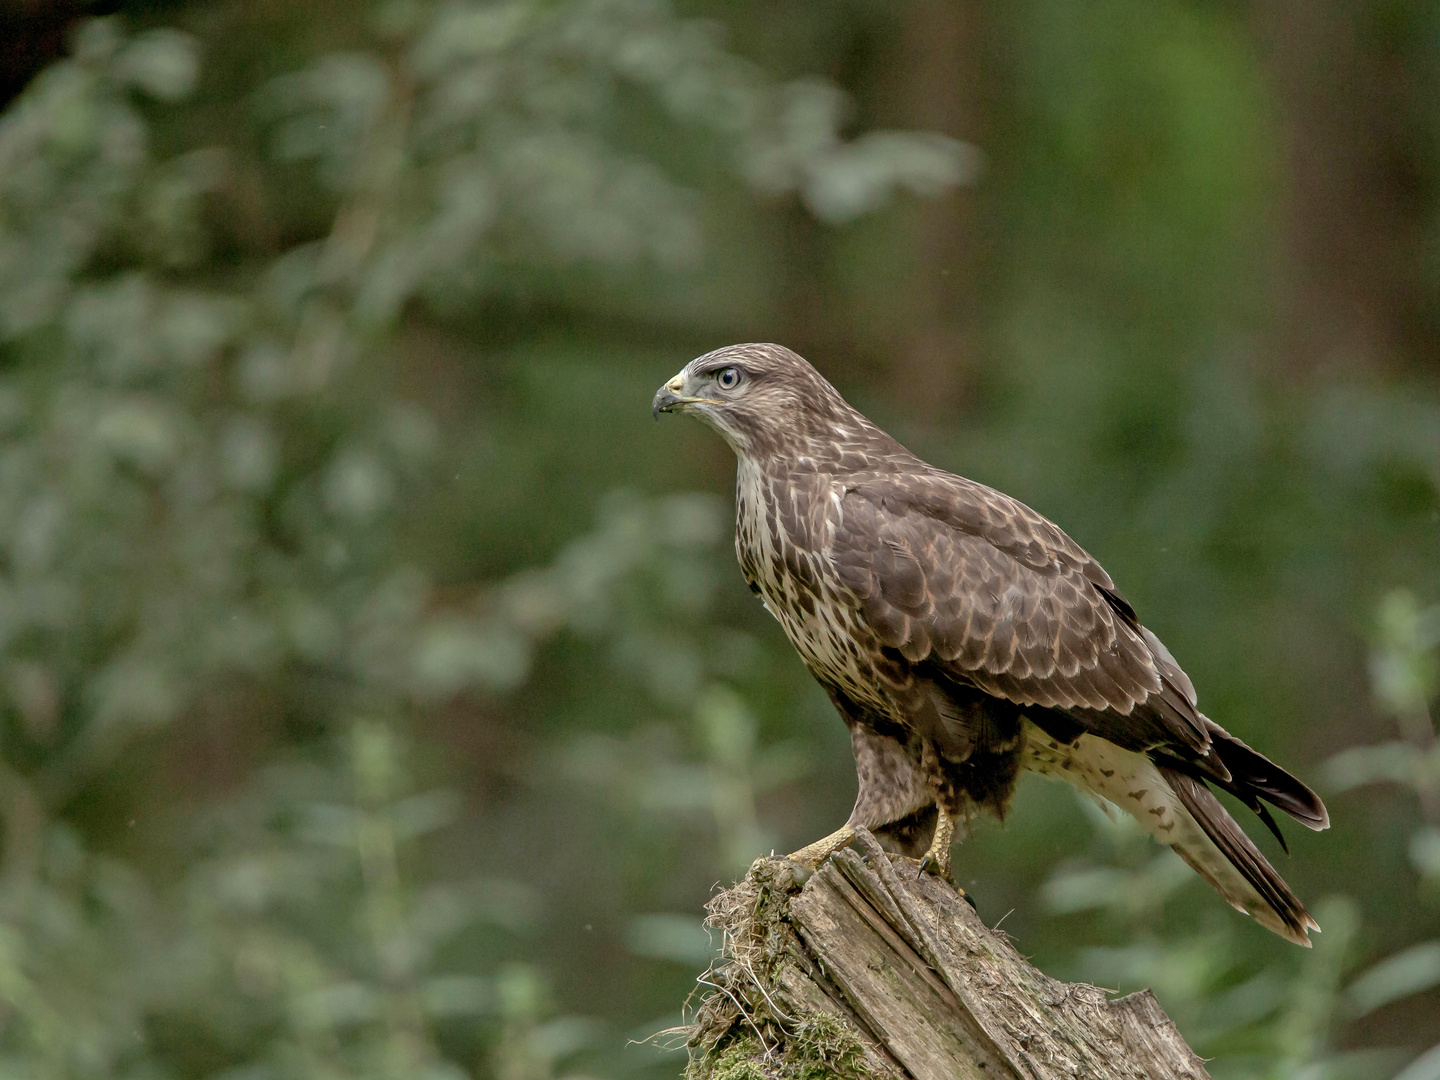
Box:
[653,343,1328,945]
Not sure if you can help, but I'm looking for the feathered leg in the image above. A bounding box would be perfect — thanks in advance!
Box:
[782,717,934,870]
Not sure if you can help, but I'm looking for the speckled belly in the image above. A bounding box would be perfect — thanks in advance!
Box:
[771,589,899,720]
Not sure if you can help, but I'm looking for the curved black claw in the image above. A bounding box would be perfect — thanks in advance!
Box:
[916,854,958,888]
[912,855,975,911]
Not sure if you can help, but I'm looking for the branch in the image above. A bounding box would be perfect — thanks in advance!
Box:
[683,828,1209,1080]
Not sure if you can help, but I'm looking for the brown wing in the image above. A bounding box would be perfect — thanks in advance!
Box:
[827,471,1213,758]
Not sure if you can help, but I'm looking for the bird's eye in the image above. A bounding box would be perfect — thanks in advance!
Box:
[716,367,741,390]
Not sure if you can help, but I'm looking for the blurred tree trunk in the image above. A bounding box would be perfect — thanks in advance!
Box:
[882,0,986,420]
[769,0,986,420]
[1250,0,1432,375]
[685,829,1209,1080]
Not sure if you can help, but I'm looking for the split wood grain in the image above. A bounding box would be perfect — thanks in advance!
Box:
[686,828,1210,1080]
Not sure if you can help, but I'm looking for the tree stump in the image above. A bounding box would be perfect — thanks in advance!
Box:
[683,828,1209,1080]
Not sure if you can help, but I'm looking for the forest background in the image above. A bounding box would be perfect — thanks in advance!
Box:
[0,0,1438,1078]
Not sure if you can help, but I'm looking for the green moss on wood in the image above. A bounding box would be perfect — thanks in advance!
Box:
[686,1010,882,1080]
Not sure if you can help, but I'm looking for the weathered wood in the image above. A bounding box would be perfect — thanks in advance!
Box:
[684,828,1209,1080]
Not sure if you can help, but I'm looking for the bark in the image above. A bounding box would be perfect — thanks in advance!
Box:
[684,828,1209,1080]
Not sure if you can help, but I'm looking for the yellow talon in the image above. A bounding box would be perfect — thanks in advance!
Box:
[784,825,857,869]
[916,804,957,883]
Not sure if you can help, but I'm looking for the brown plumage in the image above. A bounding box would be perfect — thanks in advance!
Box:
[653,343,1329,945]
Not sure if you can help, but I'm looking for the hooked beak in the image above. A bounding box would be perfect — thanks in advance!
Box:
[652,385,684,419]
[652,373,718,419]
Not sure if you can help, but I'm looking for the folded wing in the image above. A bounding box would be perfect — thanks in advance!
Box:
[826,469,1327,835]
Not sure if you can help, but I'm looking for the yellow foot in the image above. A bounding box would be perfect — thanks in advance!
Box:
[784,825,857,869]
[914,803,958,888]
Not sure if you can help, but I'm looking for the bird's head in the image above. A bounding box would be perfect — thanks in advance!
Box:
[652,343,855,459]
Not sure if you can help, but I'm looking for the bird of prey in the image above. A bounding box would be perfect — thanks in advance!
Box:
[653,343,1329,946]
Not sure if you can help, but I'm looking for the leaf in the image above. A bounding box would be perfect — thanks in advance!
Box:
[92,656,180,732]
[1041,864,1131,914]
[1347,940,1440,1017]
[408,878,540,953]
[1411,828,1440,880]
[292,981,382,1029]
[695,686,755,768]
[1370,591,1440,718]
[625,914,714,965]
[636,764,713,812]
[322,446,393,521]
[390,790,462,840]
[527,1015,602,1063]
[410,617,533,696]
[11,494,65,575]
[295,803,359,848]
[411,3,531,75]
[218,415,278,494]
[750,741,814,792]
[156,290,241,367]
[1322,742,1427,792]
[803,131,981,223]
[419,974,493,1018]
[94,396,180,475]
[1394,1043,1440,1080]
[657,493,727,548]
[1042,854,1191,917]
[116,30,200,102]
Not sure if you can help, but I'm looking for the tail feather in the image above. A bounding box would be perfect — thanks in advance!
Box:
[1159,765,1319,947]
[1152,718,1329,851]
[1203,720,1330,830]
[1022,721,1321,946]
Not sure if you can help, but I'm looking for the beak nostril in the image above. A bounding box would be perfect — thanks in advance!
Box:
[668,376,684,392]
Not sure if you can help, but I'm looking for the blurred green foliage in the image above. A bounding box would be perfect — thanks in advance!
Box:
[0,1,1437,1078]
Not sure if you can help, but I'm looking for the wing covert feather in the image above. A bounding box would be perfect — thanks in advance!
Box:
[829,473,1210,754]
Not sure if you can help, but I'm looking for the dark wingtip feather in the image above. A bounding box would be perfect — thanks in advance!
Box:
[1204,721,1330,831]
[1254,802,1289,854]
